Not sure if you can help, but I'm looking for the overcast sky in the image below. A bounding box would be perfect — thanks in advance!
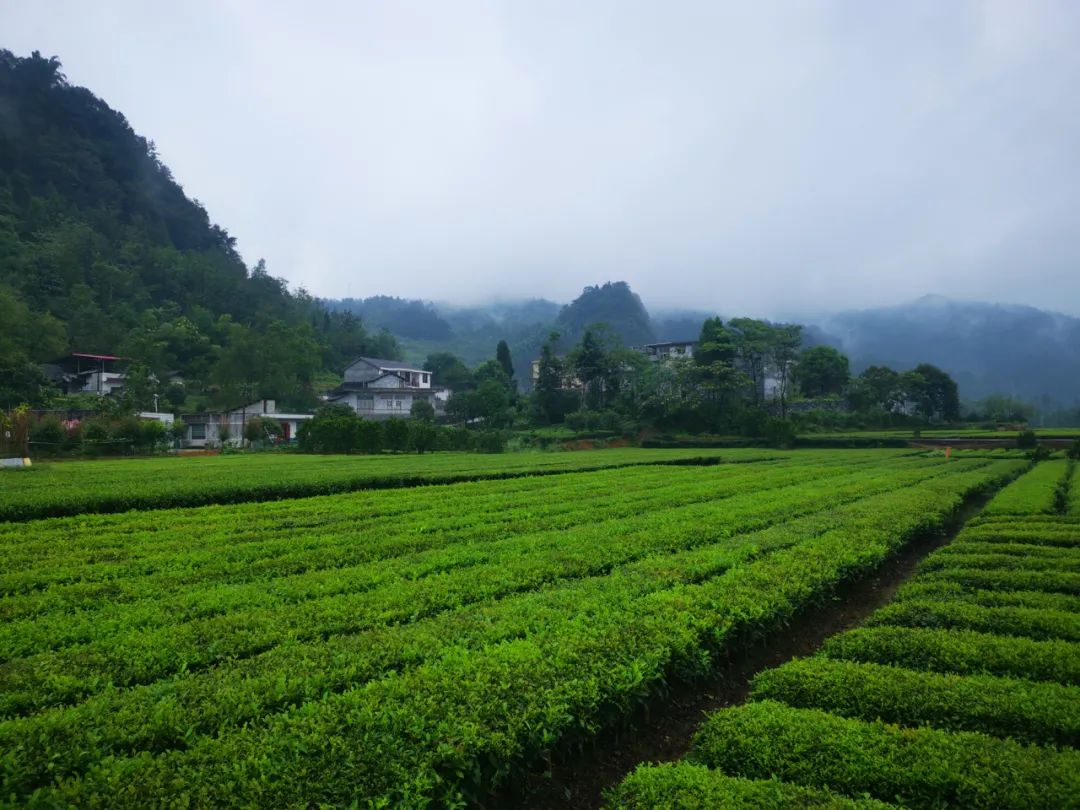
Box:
[4,1,1079,316]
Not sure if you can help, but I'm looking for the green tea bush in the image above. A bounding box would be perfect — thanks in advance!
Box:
[690,701,1080,809]
[821,626,1080,684]
[751,657,1080,746]
[607,763,892,809]
[868,600,1080,643]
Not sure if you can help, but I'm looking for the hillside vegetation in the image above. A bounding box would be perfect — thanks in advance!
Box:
[0,50,393,409]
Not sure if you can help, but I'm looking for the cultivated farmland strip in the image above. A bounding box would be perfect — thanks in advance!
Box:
[18,459,1020,807]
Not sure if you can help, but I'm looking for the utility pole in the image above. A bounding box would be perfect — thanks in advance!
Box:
[239,382,255,448]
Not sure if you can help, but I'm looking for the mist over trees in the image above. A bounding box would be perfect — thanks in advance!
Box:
[417,309,974,444]
[325,282,1080,426]
[328,296,453,341]
[0,50,396,410]
[3,50,1076,431]
[820,296,1080,406]
[554,282,655,347]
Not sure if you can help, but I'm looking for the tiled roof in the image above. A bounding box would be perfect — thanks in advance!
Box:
[350,357,427,373]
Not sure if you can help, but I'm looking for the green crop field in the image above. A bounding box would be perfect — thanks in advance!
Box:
[803,427,1080,440]
[611,458,1080,809]
[0,449,1027,807]
[0,447,780,522]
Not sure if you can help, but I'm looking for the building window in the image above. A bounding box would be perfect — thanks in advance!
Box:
[190,423,206,440]
[422,373,429,384]
[358,395,373,410]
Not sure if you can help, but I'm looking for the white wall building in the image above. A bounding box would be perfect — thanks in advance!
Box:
[182,399,313,448]
[55,353,128,395]
[328,357,449,420]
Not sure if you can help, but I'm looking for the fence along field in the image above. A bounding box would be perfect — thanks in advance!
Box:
[0,450,1025,807]
[610,458,1079,809]
[0,447,780,522]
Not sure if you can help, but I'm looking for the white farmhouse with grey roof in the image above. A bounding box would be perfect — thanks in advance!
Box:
[327,357,450,419]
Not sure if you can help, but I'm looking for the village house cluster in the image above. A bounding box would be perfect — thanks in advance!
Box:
[41,354,451,449]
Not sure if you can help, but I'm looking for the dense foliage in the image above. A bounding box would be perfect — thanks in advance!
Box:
[327,295,453,341]
[824,295,1080,405]
[499,314,963,438]
[1,50,1066,427]
[0,48,1004,435]
[0,50,395,410]
[554,281,655,347]
[612,458,1080,808]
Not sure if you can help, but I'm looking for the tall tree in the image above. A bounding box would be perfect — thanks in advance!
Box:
[571,329,609,410]
[496,340,514,383]
[532,333,565,424]
[912,363,961,422]
[692,318,748,427]
[119,363,160,412]
[695,317,737,367]
[858,365,903,412]
[765,324,803,419]
[795,345,850,398]
[729,317,773,406]
[423,353,473,391]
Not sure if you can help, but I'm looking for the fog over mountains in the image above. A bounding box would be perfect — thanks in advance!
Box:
[815,295,1080,404]
[327,286,1080,406]
[4,44,1073,413]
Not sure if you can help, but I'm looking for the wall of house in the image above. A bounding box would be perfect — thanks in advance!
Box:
[645,344,694,362]
[79,371,126,395]
[184,419,220,449]
[183,412,310,448]
[333,390,444,421]
[232,400,277,416]
[343,360,432,388]
[343,361,380,383]
[368,375,404,389]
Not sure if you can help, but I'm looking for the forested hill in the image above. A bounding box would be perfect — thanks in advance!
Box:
[554,282,655,346]
[328,285,1080,408]
[330,296,454,341]
[816,296,1080,405]
[0,50,394,409]
[322,284,659,382]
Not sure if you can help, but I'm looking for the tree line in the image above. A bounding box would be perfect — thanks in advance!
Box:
[418,318,962,440]
[0,50,398,412]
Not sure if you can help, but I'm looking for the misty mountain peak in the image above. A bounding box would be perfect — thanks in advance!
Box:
[911,293,954,308]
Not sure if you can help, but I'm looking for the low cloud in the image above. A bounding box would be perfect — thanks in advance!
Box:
[4,0,1079,316]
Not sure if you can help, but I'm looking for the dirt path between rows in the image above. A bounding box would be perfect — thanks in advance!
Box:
[493,489,994,809]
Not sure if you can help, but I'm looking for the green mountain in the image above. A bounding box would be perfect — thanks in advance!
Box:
[0,49,394,409]
[324,284,662,384]
[329,296,453,342]
[816,296,1080,407]
[554,281,655,347]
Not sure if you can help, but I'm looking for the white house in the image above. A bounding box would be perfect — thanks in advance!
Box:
[636,341,697,362]
[182,399,313,448]
[64,354,126,395]
[327,357,449,420]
